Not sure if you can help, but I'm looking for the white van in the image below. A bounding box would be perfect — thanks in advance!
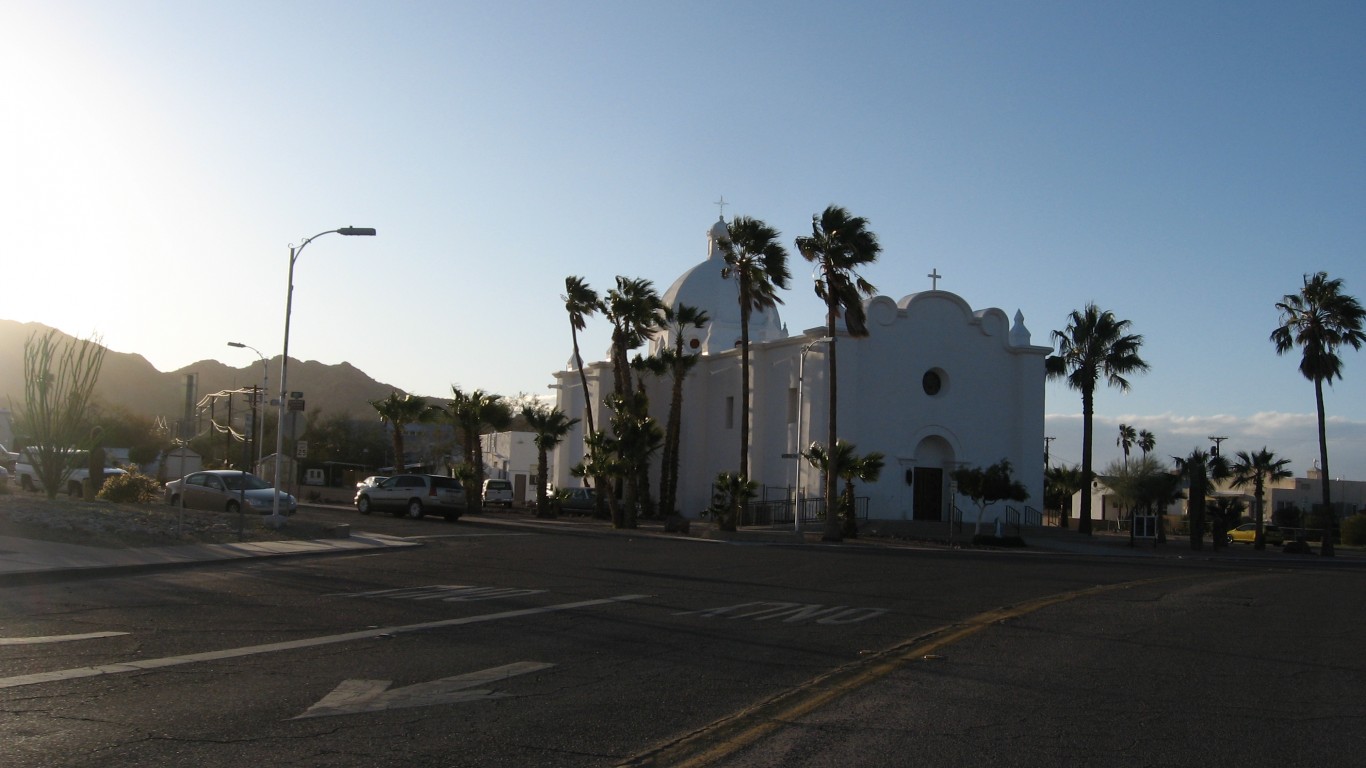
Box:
[482,478,514,507]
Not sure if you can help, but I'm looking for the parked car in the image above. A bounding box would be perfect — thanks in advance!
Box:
[557,487,597,515]
[164,470,297,515]
[356,475,387,490]
[482,478,514,507]
[0,443,18,473]
[355,474,465,520]
[14,447,127,496]
[1228,523,1286,545]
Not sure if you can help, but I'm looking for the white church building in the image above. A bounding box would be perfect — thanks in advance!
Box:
[551,215,1051,527]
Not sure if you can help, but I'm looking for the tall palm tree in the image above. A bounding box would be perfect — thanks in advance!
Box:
[1116,424,1136,468]
[719,215,791,481]
[1271,271,1365,557]
[657,304,708,517]
[1174,448,1230,552]
[1046,304,1149,536]
[604,276,662,399]
[794,205,882,542]
[1138,429,1156,460]
[1230,448,1293,551]
[369,392,438,474]
[446,386,512,515]
[563,276,603,440]
[522,404,579,518]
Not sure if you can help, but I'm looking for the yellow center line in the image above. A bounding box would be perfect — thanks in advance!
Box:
[620,574,1197,768]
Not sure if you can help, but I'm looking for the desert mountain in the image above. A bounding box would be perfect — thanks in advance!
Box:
[0,320,425,424]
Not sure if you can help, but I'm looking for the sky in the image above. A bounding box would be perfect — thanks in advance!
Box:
[3,1,1364,481]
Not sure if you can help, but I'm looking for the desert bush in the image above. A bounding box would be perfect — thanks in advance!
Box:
[1341,514,1366,547]
[97,471,163,504]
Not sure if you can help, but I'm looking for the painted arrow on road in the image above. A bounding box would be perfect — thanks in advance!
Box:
[295,661,556,719]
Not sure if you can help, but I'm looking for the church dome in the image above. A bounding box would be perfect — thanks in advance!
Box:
[651,215,788,356]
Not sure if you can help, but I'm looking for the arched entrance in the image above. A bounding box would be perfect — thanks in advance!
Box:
[911,435,954,521]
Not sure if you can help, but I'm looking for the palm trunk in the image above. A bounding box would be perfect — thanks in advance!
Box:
[1253,480,1266,551]
[1079,389,1094,536]
[536,448,551,518]
[823,308,842,542]
[1315,378,1334,556]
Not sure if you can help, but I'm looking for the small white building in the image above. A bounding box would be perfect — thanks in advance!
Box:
[481,430,539,506]
[551,215,1051,526]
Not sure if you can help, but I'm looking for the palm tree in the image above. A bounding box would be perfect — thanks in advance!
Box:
[1138,429,1156,460]
[719,216,791,481]
[369,392,438,475]
[1116,424,1136,468]
[563,276,603,440]
[802,440,884,538]
[1046,304,1149,536]
[1044,463,1085,528]
[522,404,579,518]
[1271,272,1365,557]
[1174,448,1230,552]
[794,205,882,542]
[1230,448,1293,551]
[604,276,662,399]
[658,304,708,517]
[446,386,512,515]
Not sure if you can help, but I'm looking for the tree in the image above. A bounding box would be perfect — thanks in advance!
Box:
[801,440,883,538]
[13,329,108,499]
[1116,424,1136,468]
[1174,449,1230,552]
[794,205,882,542]
[951,459,1029,537]
[1044,463,1085,528]
[369,392,439,476]
[719,215,791,481]
[1229,448,1293,551]
[657,304,708,517]
[1046,304,1149,536]
[522,404,579,518]
[604,276,662,400]
[446,386,512,515]
[1103,455,1178,546]
[1271,272,1365,557]
[1138,429,1156,460]
[563,276,603,443]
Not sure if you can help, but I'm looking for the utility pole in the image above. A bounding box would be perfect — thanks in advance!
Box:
[1208,436,1228,457]
[1044,436,1056,467]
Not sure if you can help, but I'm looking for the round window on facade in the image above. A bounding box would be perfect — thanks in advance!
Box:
[689,338,701,349]
[922,369,944,396]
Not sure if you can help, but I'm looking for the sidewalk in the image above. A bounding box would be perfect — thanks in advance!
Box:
[1,512,1356,584]
[0,531,419,583]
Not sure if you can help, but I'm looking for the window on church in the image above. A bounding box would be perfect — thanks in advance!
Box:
[787,387,798,424]
[726,396,735,429]
[923,369,944,396]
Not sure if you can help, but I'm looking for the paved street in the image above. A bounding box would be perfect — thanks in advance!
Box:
[1,508,1363,767]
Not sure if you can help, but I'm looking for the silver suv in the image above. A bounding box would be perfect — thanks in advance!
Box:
[355,474,465,520]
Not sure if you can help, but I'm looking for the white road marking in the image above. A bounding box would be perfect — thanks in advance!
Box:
[0,631,129,646]
[0,595,648,690]
[330,584,549,601]
[295,661,556,719]
[675,601,888,624]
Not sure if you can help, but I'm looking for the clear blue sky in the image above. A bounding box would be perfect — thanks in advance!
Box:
[3,1,1363,479]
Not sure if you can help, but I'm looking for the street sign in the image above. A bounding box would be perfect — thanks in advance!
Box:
[290,391,304,399]
[296,441,309,458]
[288,399,305,412]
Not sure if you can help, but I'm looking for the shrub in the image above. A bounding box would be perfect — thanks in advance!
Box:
[97,471,163,504]
[1341,514,1366,547]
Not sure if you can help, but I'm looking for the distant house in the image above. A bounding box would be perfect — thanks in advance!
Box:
[481,430,539,506]
[149,446,204,481]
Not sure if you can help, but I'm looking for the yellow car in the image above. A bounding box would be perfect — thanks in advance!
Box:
[1227,523,1285,545]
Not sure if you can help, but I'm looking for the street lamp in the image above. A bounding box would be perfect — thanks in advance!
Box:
[792,336,832,532]
[270,227,376,525]
[227,341,268,471]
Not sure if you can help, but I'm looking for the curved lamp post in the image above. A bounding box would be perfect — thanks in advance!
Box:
[227,341,268,471]
[270,227,376,525]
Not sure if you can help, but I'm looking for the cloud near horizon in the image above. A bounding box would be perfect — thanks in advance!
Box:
[1043,411,1366,480]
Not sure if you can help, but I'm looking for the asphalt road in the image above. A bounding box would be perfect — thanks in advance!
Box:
[1,507,1363,767]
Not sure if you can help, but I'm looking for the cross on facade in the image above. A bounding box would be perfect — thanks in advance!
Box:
[928,268,942,290]
[715,195,728,217]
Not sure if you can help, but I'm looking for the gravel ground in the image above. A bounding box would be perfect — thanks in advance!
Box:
[0,488,340,549]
